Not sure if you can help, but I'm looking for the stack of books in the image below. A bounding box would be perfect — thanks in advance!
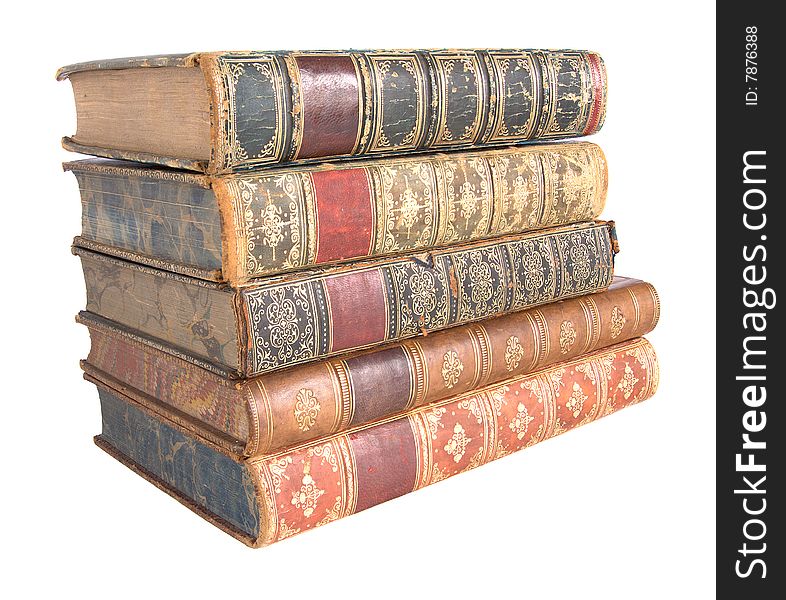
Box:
[59,49,660,547]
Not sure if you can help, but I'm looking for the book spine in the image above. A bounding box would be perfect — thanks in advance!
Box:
[214,142,607,282]
[249,337,658,547]
[199,50,606,173]
[80,277,656,456]
[244,278,658,455]
[239,222,616,376]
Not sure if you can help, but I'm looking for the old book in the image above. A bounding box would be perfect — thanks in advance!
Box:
[81,277,658,457]
[57,49,607,174]
[92,337,659,547]
[67,141,607,284]
[75,221,616,378]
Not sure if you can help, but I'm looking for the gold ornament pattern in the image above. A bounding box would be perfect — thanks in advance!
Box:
[545,366,567,394]
[610,306,626,339]
[240,222,614,375]
[369,56,426,152]
[508,238,559,308]
[398,183,422,233]
[423,406,447,439]
[457,181,480,224]
[431,465,450,483]
[376,161,436,252]
[617,363,640,400]
[213,56,286,170]
[565,382,588,418]
[559,320,577,354]
[221,142,607,281]
[509,402,535,440]
[441,156,491,244]
[569,238,592,284]
[316,497,343,528]
[453,246,507,322]
[245,282,318,373]
[291,465,325,518]
[246,338,655,547]
[223,173,313,278]
[468,251,495,305]
[433,54,484,147]
[521,241,546,290]
[505,335,525,371]
[442,350,465,389]
[277,520,301,540]
[309,445,339,472]
[458,396,485,424]
[485,53,537,142]
[293,388,321,432]
[259,203,285,261]
[444,423,472,463]
[488,385,509,416]
[267,456,293,494]
[541,53,592,139]
[207,50,603,173]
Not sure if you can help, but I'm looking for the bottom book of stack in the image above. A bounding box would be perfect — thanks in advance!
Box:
[89,337,659,547]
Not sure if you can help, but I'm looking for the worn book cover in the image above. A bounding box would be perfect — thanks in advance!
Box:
[81,277,658,456]
[92,337,659,547]
[58,49,606,173]
[67,141,607,283]
[75,221,617,377]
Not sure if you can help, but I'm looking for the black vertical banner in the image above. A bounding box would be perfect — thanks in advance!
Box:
[717,5,782,596]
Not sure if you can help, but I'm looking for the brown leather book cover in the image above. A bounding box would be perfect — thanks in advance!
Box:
[93,337,659,547]
[82,277,658,456]
[58,50,606,174]
[76,220,617,377]
[66,141,607,283]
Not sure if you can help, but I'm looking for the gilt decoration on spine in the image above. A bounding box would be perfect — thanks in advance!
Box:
[202,50,606,173]
[215,142,606,280]
[241,222,615,374]
[250,338,658,546]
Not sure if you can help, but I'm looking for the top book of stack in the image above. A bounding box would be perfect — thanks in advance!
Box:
[57,49,606,174]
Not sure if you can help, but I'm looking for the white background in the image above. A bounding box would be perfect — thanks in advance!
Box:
[2,1,715,597]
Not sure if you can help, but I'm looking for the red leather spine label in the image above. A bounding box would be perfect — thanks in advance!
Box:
[350,418,418,513]
[295,55,360,159]
[583,53,605,135]
[312,169,373,264]
[324,270,387,352]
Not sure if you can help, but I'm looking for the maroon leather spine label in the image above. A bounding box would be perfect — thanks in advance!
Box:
[349,418,418,513]
[324,270,387,352]
[312,169,374,264]
[345,347,413,427]
[295,55,360,159]
[583,53,605,135]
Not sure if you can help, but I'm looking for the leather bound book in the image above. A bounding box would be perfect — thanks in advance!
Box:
[66,141,607,284]
[81,277,659,457]
[57,49,607,174]
[75,221,617,378]
[92,337,659,547]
